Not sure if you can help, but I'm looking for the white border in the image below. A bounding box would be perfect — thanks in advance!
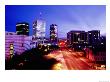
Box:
[0,3,5,70]
[0,0,110,82]
[4,0,107,5]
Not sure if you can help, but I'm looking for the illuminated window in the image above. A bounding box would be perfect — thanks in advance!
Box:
[101,43,104,45]
[10,50,13,54]
[10,44,14,49]
[10,46,13,49]
[76,33,80,35]
[78,38,80,41]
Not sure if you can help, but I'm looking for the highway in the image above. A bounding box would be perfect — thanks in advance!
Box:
[47,48,95,70]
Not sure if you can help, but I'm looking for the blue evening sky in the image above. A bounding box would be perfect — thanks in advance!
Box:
[5,5,106,38]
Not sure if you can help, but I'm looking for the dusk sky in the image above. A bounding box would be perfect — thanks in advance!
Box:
[5,5,106,38]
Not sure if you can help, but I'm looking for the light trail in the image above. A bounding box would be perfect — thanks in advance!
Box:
[46,49,95,70]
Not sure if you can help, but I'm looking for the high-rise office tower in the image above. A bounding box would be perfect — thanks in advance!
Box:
[50,24,58,45]
[16,22,29,36]
[33,19,46,44]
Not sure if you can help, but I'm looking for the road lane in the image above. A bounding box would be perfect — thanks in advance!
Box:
[62,50,94,70]
[47,49,95,70]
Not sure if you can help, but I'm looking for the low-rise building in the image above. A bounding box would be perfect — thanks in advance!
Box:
[5,32,27,60]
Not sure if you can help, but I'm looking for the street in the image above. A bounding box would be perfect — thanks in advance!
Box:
[47,48,95,70]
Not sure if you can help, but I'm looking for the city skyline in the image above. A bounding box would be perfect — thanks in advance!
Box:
[5,5,106,38]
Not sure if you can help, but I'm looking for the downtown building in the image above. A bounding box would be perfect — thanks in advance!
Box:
[67,30,88,49]
[32,19,46,47]
[50,24,58,45]
[67,30,101,48]
[5,32,16,60]
[5,31,29,60]
[16,22,29,36]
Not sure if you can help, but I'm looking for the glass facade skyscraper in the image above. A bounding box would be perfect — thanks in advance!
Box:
[33,19,46,44]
